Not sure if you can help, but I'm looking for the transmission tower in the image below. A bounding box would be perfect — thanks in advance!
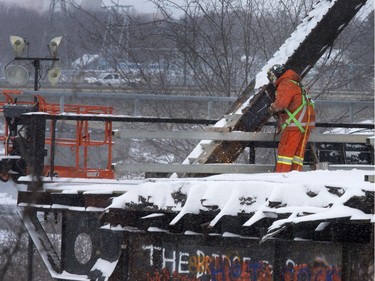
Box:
[102,2,133,62]
[49,0,67,14]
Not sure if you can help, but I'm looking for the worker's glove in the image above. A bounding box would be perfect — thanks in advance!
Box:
[267,106,275,116]
[276,117,283,135]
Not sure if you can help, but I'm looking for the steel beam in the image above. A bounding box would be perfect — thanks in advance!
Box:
[117,130,371,144]
[113,163,375,174]
[114,163,275,174]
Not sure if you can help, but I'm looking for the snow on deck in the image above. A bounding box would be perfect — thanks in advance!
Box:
[33,169,375,236]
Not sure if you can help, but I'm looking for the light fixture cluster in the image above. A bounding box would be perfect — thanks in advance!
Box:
[5,35,63,90]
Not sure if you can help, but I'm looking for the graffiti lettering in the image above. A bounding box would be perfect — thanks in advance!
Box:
[147,261,273,281]
[283,262,341,281]
[163,248,177,273]
[142,245,274,280]
[188,256,273,280]
[188,250,212,277]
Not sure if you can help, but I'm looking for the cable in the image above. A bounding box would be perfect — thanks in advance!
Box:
[272,114,278,172]
[297,99,312,171]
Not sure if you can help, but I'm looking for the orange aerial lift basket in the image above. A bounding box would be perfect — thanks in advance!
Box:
[0,89,115,180]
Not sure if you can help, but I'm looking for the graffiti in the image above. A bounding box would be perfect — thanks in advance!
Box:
[141,245,343,281]
[146,262,273,281]
[209,258,273,281]
[283,258,341,281]
[142,245,273,280]
[188,251,212,276]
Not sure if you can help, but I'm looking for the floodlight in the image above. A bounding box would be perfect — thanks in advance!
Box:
[47,66,61,86]
[10,35,26,57]
[5,65,29,86]
[48,36,63,58]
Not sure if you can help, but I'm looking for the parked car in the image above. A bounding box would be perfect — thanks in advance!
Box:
[84,72,143,86]
[84,72,124,86]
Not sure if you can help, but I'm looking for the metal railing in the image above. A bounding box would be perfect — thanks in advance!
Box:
[17,90,374,120]
[112,129,374,175]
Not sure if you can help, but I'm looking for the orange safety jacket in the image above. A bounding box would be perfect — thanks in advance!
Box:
[271,69,316,132]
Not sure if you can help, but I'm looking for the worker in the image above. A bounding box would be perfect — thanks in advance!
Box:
[267,64,315,172]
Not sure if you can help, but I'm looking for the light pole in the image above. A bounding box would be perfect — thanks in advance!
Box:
[5,35,63,91]
[4,35,62,281]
